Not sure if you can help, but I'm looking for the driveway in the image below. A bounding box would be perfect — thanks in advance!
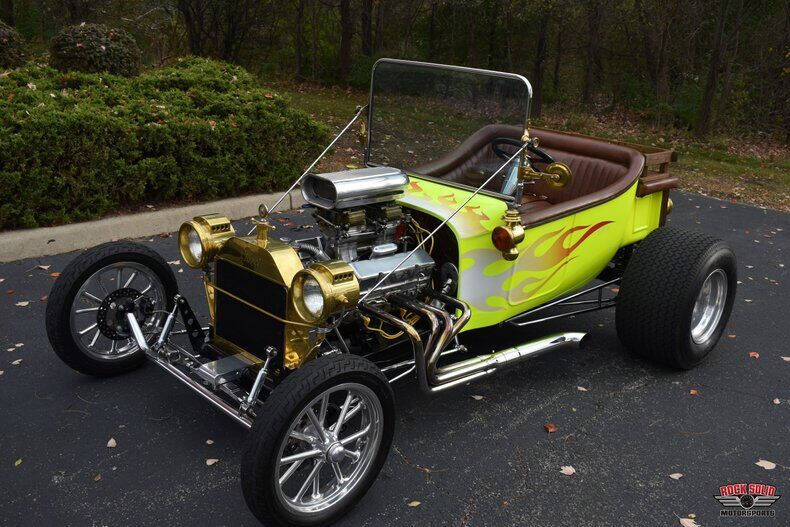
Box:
[1,192,787,526]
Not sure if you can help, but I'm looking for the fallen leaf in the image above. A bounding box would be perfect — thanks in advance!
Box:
[106,437,117,448]
[14,343,23,348]
[749,352,759,359]
[772,398,780,405]
[407,501,421,507]
[40,295,48,301]
[206,458,219,466]
[689,389,698,395]
[669,473,684,480]
[6,289,13,294]
[206,439,214,445]
[560,465,576,475]
[471,395,484,400]
[94,474,102,481]
[15,301,29,307]
[14,458,22,467]
[755,459,776,470]
[678,518,700,527]
[36,265,50,270]
[11,359,22,366]
[727,334,736,338]
[577,386,588,392]
[544,422,558,433]
[264,92,273,99]
[50,272,60,277]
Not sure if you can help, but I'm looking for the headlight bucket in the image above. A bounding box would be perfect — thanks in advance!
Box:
[178,214,235,268]
[291,260,359,323]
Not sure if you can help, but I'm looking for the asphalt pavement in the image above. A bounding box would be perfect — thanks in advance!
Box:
[1,191,788,527]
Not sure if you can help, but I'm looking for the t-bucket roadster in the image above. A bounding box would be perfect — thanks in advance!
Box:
[46,59,736,526]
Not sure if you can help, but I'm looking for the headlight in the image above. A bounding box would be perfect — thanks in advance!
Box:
[186,229,203,262]
[301,277,325,318]
[178,214,234,268]
[291,261,360,323]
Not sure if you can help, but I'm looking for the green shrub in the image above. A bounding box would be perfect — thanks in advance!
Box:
[0,57,330,229]
[0,20,27,69]
[50,23,141,77]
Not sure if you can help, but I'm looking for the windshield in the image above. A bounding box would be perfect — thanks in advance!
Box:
[365,59,531,195]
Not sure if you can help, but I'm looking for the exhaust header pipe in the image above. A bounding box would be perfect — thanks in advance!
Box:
[362,298,586,393]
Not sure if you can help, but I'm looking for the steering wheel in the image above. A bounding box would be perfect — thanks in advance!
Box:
[492,137,557,195]
[491,137,555,165]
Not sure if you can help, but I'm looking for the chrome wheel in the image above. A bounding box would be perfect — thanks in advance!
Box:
[690,268,728,344]
[69,262,167,360]
[274,382,384,516]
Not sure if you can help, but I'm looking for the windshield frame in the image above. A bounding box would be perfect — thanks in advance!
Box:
[363,58,532,202]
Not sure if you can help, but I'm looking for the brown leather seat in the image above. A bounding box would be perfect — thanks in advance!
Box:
[411,124,645,226]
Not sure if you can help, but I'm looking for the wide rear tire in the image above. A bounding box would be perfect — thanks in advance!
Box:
[616,227,737,369]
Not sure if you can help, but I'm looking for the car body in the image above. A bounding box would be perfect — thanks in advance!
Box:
[47,59,735,526]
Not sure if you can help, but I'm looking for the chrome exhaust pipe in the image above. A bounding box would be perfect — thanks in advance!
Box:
[361,300,585,393]
[433,332,586,386]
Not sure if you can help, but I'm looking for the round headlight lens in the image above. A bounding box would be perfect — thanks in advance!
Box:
[187,228,203,263]
[301,276,324,318]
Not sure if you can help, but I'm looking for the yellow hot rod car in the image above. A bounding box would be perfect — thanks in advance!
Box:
[46,60,736,526]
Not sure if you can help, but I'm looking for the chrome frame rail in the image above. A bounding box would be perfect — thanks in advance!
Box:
[505,277,622,327]
[124,298,261,429]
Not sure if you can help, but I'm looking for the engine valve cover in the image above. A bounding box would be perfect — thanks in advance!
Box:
[350,249,434,299]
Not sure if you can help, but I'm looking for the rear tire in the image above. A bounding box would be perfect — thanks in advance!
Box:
[241,354,394,527]
[45,241,178,376]
[615,227,737,369]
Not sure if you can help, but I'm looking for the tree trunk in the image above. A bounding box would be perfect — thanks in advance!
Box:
[552,27,563,93]
[695,0,730,138]
[582,1,602,106]
[311,0,318,80]
[375,0,385,53]
[532,13,550,118]
[486,0,499,69]
[0,0,13,25]
[177,0,205,56]
[295,0,306,80]
[339,0,352,80]
[427,0,437,59]
[361,0,373,56]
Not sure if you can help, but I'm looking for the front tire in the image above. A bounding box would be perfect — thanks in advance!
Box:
[615,227,737,369]
[241,354,394,527]
[45,241,178,376]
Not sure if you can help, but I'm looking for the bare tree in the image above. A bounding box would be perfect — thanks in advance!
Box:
[339,0,352,79]
[582,0,603,106]
[532,10,551,118]
[361,0,373,56]
[295,0,306,79]
[695,0,730,138]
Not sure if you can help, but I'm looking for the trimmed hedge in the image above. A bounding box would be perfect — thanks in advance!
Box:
[0,20,27,69]
[50,23,141,77]
[0,57,330,229]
